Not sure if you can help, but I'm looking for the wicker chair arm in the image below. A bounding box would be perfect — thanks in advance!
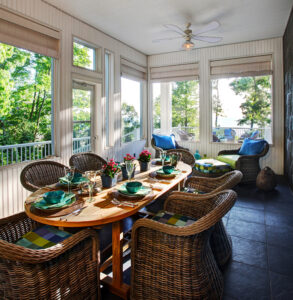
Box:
[218,148,240,156]
[133,190,236,237]
[0,228,99,264]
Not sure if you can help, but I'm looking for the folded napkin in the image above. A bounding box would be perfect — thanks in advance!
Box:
[59,173,89,184]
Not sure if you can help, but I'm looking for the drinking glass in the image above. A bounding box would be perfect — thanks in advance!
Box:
[160,151,167,167]
[125,161,134,182]
[64,167,75,193]
[85,171,97,202]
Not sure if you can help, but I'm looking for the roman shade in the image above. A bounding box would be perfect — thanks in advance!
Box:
[150,63,199,82]
[120,58,147,81]
[210,55,273,78]
[0,8,60,58]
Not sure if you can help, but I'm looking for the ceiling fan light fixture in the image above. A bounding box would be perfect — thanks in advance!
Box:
[182,40,194,50]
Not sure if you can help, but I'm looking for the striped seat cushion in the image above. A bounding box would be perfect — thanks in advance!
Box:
[152,211,196,227]
[15,225,72,249]
[182,187,205,194]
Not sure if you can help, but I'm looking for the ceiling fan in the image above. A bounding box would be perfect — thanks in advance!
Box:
[153,21,222,50]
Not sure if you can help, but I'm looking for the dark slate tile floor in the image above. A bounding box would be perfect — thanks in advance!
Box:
[101,176,293,300]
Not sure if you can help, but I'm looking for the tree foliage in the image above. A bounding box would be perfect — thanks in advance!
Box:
[171,81,199,137]
[153,95,161,130]
[73,42,92,69]
[0,43,52,146]
[121,102,140,143]
[230,76,271,129]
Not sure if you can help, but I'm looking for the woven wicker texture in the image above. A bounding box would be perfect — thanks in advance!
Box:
[151,137,188,158]
[218,142,269,184]
[166,148,196,167]
[69,152,107,173]
[0,212,100,300]
[20,161,69,192]
[185,170,243,194]
[171,171,242,266]
[131,190,237,300]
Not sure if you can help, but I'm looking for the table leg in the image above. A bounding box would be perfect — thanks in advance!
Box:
[101,220,130,299]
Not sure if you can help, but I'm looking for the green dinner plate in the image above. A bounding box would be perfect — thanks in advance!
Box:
[156,168,181,178]
[33,193,76,210]
[59,176,89,186]
[117,184,151,197]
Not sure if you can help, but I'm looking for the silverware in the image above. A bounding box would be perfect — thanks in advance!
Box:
[59,206,86,221]
[111,198,137,208]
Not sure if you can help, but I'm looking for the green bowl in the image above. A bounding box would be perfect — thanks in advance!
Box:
[163,166,175,174]
[125,181,142,194]
[43,190,65,204]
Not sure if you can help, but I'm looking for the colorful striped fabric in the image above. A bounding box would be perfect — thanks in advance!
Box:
[152,211,196,227]
[15,225,72,249]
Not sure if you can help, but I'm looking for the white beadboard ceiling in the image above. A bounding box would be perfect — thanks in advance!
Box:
[44,0,292,54]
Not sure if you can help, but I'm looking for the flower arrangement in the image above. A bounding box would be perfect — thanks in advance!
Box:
[138,150,152,163]
[123,153,135,162]
[102,159,120,178]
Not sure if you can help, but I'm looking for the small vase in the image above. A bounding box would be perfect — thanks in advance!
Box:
[121,165,136,180]
[101,174,118,188]
[139,161,150,172]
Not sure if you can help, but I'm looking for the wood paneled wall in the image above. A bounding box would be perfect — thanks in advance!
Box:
[0,0,147,217]
[148,38,284,175]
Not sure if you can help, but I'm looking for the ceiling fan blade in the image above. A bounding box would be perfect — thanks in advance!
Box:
[192,21,220,36]
[192,35,222,43]
[163,24,185,35]
[152,36,182,43]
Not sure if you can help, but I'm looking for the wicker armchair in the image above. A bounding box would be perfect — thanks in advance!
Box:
[0,212,100,300]
[184,170,243,194]
[69,152,107,173]
[20,161,68,192]
[218,142,269,184]
[151,137,188,158]
[131,190,237,300]
[166,148,195,167]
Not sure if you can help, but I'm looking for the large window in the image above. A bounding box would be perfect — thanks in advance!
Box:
[152,80,200,141]
[105,51,113,147]
[210,55,273,144]
[0,42,53,165]
[121,77,142,143]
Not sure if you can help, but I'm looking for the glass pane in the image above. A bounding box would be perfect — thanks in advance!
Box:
[105,53,110,146]
[0,41,53,165]
[152,80,200,142]
[121,77,142,143]
[211,76,272,143]
[73,41,95,70]
[72,88,92,153]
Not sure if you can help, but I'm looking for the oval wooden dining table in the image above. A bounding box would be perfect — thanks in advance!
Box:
[25,161,192,299]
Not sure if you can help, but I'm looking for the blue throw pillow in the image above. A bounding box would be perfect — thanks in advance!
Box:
[239,138,267,155]
[152,134,176,150]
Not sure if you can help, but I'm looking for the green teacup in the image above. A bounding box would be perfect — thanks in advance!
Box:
[162,166,175,174]
[125,181,142,194]
[43,190,65,204]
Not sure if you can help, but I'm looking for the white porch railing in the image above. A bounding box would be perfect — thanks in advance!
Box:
[73,137,91,154]
[0,141,53,166]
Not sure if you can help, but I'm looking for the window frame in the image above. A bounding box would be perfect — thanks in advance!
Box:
[150,78,201,143]
[104,49,114,149]
[209,67,274,146]
[72,36,102,73]
[120,76,146,145]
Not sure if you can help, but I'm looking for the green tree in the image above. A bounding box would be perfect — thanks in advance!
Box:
[171,81,199,138]
[230,76,271,129]
[73,42,92,69]
[212,80,225,127]
[121,102,140,143]
[0,43,52,146]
